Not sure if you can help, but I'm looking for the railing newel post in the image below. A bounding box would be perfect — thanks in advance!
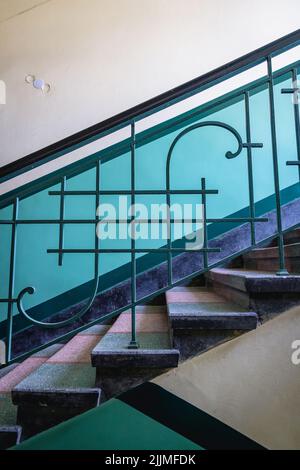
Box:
[267,55,289,276]
[58,176,66,266]
[5,197,19,363]
[128,120,139,349]
[201,178,209,269]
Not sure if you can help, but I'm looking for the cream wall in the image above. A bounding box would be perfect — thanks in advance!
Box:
[0,0,49,23]
[154,307,300,450]
[0,0,299,167]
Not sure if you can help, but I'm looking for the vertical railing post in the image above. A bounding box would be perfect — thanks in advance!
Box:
[244,91,256,246]
[283,68,300,178]
[166,166,172,287]
[58,176,66,266]
[201,178,208,269]
[128,121,139,349]
[5,197,19,363]
[291,68,300,176]
[267,55,289,276]
[95,160,100,299]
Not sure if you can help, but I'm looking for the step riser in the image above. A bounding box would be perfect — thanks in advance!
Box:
[0,426,21,450]
[171,329,245,361]
[13,389,100,439]
[95,367,172,400]
[268,231,300,247]
[209,280,300,322]
[93,348,179,399]
[244,257,300,273]
[16,402,99,440]
[207,281,250,309]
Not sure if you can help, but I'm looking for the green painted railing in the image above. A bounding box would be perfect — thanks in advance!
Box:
[0,31,299,365]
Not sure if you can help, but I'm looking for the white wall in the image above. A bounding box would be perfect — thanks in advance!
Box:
[0,0,299,167]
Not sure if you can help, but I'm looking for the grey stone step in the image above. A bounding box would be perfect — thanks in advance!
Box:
[268,228,300,247]
[165,286,258,360]
[12,327,109,439]
[0,345,64,430]
[243,243,300,273]
[92,348,179,368]
[0,363,19,380]
[91,306,179,399]
[206,268,300,321]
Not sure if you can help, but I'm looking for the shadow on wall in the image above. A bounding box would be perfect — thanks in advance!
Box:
[154,304,300,450]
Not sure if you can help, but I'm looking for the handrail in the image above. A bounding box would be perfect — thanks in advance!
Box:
[0,29,299,182]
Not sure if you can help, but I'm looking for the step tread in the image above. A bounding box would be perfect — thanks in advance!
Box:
[0,343,64,394]
[208,268,300,293]
[0,344,64,426]
[168,302,256,316]
[12,327,109,405]
[0,363,19,380]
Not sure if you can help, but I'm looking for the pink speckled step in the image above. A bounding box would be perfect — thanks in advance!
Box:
[12,325,110,439]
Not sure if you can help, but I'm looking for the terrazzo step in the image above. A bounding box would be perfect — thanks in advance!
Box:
[166,286,258,360]
[268,228,300,247]
[243,243,300,272]
[12,325,109,439]
[0,363,19,379]
[206,268,300,321]
[0,343,63,449]
[91,306,179,400]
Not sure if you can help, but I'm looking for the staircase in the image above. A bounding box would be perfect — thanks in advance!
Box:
[207,229,300,322]
[0,30,299,449]
[0,226,299,447]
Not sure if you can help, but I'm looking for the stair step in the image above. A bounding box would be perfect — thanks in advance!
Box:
[0,363,19,380]
[207,268,300,292]
[284,229,300,245]
[268,228,300,247]
[0,344,64,428]
[206,268,300,321]
[166,287,257,330]
[91,306,179,399]
[243,243,300,272]
[12,325,109,439]
[0,426,22,450]
[165,286,258,360]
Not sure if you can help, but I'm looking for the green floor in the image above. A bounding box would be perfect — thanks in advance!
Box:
[11,398,201,450]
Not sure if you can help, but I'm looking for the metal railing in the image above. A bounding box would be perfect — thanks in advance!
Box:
[0,32,299,365]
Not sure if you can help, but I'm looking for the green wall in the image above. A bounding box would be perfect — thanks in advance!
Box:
[0,70,299,323]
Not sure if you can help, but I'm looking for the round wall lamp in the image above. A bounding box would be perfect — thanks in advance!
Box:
[25,75,51,93]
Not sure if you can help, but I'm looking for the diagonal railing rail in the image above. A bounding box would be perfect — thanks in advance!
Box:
[0,31,299,366]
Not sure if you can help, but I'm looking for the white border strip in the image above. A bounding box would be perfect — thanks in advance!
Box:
[136,62,267,134]
[0,126,131,197]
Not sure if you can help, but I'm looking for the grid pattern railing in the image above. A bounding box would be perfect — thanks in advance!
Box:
[0,36,299,366]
